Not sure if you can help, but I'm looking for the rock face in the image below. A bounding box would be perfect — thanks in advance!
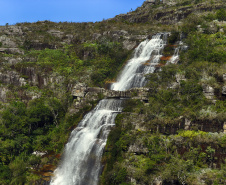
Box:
[72,83,87,98]
[113,2,224,25]
[0,87,8,102]
[223,74,226,81]
[203,85,215,100]
[71,84,150,113]
[0,48,24,54]
[120,112,223,135]
[99,30,147,50]
[146,0,156,4]
[17,66,65,88]
[0,71,26,86]
[72,85,149,100]
[2,57,22,65]
[184,118,191,130]
[222,86,226,96]
[0,25,23,36]
[0,27,24,54]
[123,40,137,50]
[128,142,149,154]
[0,35,17,48]
[47,30,64,39]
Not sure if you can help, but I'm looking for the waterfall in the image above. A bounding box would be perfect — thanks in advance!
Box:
[167,41,186,64]
[50,33,168,185]
[111,33,167,91]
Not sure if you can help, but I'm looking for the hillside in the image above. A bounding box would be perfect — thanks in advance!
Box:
[0,0,225,184]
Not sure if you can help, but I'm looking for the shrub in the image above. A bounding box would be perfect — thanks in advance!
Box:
[216,9,226,21]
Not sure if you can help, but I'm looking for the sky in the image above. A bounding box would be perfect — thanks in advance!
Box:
[0,0,145,25]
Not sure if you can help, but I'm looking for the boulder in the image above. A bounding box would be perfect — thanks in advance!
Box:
[202,85,215,100]
[72,83,87,97]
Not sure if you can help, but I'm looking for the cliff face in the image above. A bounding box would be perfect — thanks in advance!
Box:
[0,0,225,184]
[111,0,224,24]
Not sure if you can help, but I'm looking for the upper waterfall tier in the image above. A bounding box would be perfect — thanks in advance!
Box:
[111,33,168,91]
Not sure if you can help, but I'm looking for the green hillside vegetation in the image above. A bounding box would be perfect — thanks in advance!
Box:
[101,10,226,185]
[0,0,225,184]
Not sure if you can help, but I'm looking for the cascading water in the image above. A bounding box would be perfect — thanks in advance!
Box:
[167,41,187,64]
[50,33,168,185]
[111,33,167,91]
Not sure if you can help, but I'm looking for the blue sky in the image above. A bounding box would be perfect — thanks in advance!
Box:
[0,0,145,25]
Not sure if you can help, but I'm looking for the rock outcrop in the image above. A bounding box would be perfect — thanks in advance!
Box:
[222,86,226,96]
[0,87,8,103]
[202,85,215,101]
[113,2,224,25]
[72,84,149,100]
[71,84,150,113]
[0,71,26,86]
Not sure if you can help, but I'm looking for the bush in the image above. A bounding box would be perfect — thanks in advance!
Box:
[216,9,226,21]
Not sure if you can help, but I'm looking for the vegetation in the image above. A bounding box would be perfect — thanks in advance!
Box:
[102,127,226,185]
[101,4,226,185]
[0,0,225,184]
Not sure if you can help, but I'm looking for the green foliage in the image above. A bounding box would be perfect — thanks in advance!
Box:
[183,33,226,64]
[168,31,180,44]
[0,164,11,185]
[103,128,226,185]
[0,96,69,183]
[177,130,207,138]
[216,9,226,21]
[180,14,204,34]
[1,2,225,184]
[113,168,128,184]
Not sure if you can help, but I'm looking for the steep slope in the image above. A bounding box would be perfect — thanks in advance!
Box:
[0,0,225,184]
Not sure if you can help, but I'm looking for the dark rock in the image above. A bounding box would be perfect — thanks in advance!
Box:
[222,86,226,96]
[0,71,26,86]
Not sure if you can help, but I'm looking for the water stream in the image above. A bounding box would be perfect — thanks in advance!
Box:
[50,33,168,185]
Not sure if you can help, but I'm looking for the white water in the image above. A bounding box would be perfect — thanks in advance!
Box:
[50,33,168,185]
[167,41,186,64]
[111,33,167,91]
